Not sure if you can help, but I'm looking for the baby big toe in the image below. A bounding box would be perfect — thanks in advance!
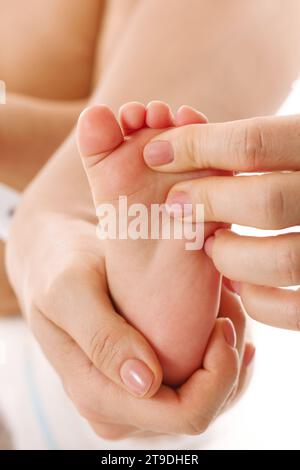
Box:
[77,105,124,165]
[77,105,124,203]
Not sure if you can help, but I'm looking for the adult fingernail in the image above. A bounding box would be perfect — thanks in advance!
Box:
[165,192,192,218]
[144,141,174,166]
[223,319,236,348]
[231,281,241,295]
[204,236,215,258]
[120,359,154,397]
[244,344,256,367]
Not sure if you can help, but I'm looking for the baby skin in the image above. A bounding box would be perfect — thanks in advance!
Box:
[77,101,222,386]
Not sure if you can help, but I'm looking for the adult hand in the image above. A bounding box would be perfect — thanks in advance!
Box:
[6,208,250,439]
[144,114,300,331]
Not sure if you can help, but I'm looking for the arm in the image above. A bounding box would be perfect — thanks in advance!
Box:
[6,0,300,435]
[0,93,84,190]
[0,94,85,316]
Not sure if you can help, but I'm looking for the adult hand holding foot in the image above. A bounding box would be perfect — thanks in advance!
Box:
[6,102,249,439]
[144,114,300,330]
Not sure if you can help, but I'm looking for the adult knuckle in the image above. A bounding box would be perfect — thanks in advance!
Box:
[222,358,239,385]
[200,181,216,220]
[284,299,300,331]
[185,417,210,436]
[186,125,201,166]
[275,243,300,286]
[182,409,210,436]
[230,302,247,334]
[89,327,125,371]
[236,119,266,171]
[211,349,239,392]
[263,180,286,229]
[238,307,247,332]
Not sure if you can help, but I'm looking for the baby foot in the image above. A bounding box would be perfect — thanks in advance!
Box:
[77,101,221,386]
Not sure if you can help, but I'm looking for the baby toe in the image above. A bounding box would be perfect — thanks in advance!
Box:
[146,101,174,129]
[119,102,146,135]
[175,105,208,126]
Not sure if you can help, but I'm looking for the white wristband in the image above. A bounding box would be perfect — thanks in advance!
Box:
[0,183,21,242]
